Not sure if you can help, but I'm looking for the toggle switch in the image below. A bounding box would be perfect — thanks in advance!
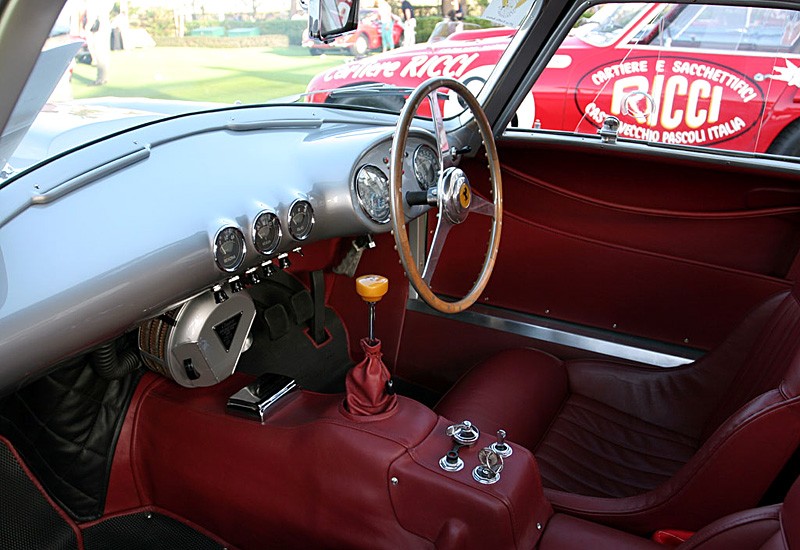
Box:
[490,429,513,458]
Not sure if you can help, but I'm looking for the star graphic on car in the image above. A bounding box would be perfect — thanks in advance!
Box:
[771,58,800,88]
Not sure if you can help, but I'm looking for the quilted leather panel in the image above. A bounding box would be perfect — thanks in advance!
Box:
[0,336,142,521]
[536,394,699,498]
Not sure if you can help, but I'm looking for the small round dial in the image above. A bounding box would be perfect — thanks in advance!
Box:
[413,144,439,190]
[356,165,390,224]
[288,200,314,241]
[253,211,281,255]
[214,226,246,272]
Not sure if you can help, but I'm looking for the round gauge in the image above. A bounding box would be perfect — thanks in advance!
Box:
[413,144,439,190]
[253,211,281,255]
[214,226,246,272]
[288,200,314,241]
[355,165,391,224]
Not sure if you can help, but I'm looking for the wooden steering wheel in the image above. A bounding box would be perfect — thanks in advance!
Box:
[389,77,503,314]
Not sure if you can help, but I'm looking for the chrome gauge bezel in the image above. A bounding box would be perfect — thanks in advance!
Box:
[252,210,282,255]
[288,199,315,241]
[355,164,391,224]
[213,226,247,272]
[412,144,439,190]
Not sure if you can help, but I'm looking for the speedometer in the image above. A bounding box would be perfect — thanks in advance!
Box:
[413,145,439,190]
[355,165,390,224]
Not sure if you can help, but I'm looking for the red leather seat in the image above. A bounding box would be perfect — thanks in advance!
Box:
[539,475,800,549]
[436,291,800,533]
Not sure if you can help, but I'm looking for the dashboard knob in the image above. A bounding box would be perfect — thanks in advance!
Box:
[247,268,262,286]
[213,285,228,304]
[230,277,244,293]
[262,261,277,278]
[278,254,291,270]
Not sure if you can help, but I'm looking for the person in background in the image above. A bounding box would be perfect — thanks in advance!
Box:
[84,0,113,85]
[378,0,395,52]
[401,0,416,46]
[443,9,464,36]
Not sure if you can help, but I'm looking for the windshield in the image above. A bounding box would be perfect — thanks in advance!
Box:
[1,0,526,179]
[570,3,648,47]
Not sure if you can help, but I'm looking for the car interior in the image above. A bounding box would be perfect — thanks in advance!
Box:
[3,0,800,549]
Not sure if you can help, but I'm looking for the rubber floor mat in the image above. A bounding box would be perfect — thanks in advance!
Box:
[0,437,78,550]
[83,511,224,550]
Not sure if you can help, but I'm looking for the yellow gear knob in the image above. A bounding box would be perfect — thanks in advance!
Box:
[356,275,389,302]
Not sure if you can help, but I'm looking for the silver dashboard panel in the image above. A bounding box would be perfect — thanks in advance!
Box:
[0,104,435,392]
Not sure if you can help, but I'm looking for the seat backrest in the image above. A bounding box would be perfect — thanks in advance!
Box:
[784,477,800,549]
[702,291,800,439]
[680,475,800,550]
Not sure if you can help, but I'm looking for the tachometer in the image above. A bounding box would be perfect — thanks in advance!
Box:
[288,200,314,241]
[214,226,246,272]
[253,211,281,255]
[413,144,439,190]
[355,165,390,224]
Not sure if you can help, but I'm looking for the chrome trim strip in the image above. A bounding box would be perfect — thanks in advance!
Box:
[34,146,151,204]
[406,298,702,368]
[0,146,151,229]
[226,119,324,132]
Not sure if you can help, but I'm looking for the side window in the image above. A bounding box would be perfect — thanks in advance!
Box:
[643,6,799,52]
[518,2,800,157]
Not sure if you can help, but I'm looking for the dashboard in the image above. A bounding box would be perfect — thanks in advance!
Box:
[0,104,439,392]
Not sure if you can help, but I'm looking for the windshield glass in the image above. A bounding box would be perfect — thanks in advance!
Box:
[2,0,527,179]
[570,3,648,47]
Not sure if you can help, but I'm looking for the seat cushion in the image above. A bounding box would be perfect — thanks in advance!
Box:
[536,394,699,498]
[435,348,700,498]
[435,348,568,451]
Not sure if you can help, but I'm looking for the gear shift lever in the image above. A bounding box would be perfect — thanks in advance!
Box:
[356,274,388,343]
[345,275,397,416]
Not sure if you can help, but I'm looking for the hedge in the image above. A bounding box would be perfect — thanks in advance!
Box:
[154,35,290,48]
[414,15,497,42]
[184,19,307,46]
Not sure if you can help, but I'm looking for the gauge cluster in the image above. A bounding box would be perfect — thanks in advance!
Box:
[212,201,315,274]
[209,133,438,278]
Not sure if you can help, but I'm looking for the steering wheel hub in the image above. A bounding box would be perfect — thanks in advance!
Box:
[441,167,472,225]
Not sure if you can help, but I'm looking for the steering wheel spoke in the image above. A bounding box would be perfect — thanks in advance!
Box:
[469,193,495,217]
[421,214,454,284]
[428,90,454,170]
[390,77,503,314]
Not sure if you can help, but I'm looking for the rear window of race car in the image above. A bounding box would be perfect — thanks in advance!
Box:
[520,2,800,158]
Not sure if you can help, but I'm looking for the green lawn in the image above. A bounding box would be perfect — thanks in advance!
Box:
[72,46,346,104]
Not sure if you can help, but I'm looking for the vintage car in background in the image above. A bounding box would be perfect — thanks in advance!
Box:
[3,0,800,548]
[308,3,800,156]
[302,7,404,56]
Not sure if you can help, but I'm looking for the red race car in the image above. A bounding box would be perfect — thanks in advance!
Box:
[307,3,800,157]
[303,7,405,56]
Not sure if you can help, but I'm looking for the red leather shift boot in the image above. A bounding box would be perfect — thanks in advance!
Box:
[345,338,398,416]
